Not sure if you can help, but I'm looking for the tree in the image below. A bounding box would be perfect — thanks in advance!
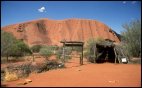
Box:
[1,30,17,61]
[10,40,32,57]
[1,30,32,61]
[121,19,141,57]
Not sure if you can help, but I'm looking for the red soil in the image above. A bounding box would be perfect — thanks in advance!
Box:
[2,57,141,87]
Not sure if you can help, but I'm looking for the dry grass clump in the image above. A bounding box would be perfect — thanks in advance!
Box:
[4,69,18,82]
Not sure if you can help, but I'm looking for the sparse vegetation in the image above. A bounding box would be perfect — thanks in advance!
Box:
[1,60,64,82]
[30,45,42,53]
[36,60,64,73]
[121,19,141,58]
[11,40,32,57]
[4,69,18,82]
[1,30,17,61]
[56,47,72,63]
[72,46,82,52]
[1,30,32,62]
[39,46,53,60]
[84,38,105,63]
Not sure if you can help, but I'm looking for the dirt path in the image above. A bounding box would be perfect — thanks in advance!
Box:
[2,57,141,87]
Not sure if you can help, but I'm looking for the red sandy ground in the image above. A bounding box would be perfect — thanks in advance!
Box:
[1,57,141,87]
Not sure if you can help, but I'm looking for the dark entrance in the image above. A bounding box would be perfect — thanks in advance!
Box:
[95,44,116,63]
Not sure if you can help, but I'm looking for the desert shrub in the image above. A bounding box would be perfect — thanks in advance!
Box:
[5,63,32,78]
[17,63,32,78]
[85,38,105,63]
[1,30,32,62]
[56,47,72,63]
[84,38,96,62]
[129,58,141,64]
[1,68,5,81]
[4,69,18,82]
[1,60,65,81]
[10,40,32,57]
[121,19,141,57]
[30,45,42,53]
[39,46,53,60]
[56,47,62,59]
[49,45,59,54]
[1,30,17,61]
[36,60,64,73]
[72,46,82,52]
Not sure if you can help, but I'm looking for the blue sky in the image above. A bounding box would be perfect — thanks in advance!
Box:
[1,1,141,34]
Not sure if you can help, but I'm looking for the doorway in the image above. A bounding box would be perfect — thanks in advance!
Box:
[95,44,116,63]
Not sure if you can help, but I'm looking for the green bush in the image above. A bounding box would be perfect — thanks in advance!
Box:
[85,38,105,63]
[39,46,53,60]
[10,40,32,57]
[72,46,82,52]
[1,30,17,57]
[36,60,65,73]
[84,38,96,60]
[4,63,32,78]
[121,19,141,57]
[1,30,32,61]
[56,47,72,63]
[56,47,63,60]
[30,45,42,53]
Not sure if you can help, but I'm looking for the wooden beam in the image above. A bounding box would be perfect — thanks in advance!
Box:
[81,46,83,65]
[114,48,117,64]
[63,43,65,63]
[60,41,84,65]
[64,44,83,47]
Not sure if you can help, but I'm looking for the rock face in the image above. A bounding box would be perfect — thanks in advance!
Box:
[1,18,120,46]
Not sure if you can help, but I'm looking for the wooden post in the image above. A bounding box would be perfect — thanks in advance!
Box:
[63,43,65,63]
[82,46,83,65]
[93,44,96,63]
[79,46,81,65]
[114,47,117,64]
[80,45,83,65]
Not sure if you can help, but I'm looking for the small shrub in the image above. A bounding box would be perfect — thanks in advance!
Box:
[4,69,18,82]
[1,60,65,81]
[85,38,96,63]
[85,38,105,63]
[1,68,5,81]
[72,46,82,52]
[56,47,63,60]
[39,46,53,60]
[6,63,32,78]
[129,57,141,64]
[30,45,42,53]
[35,60,65,73]
[17,63,32,78]
[56,47,72,63]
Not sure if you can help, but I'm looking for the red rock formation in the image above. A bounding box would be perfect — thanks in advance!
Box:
[1,18,120,46]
